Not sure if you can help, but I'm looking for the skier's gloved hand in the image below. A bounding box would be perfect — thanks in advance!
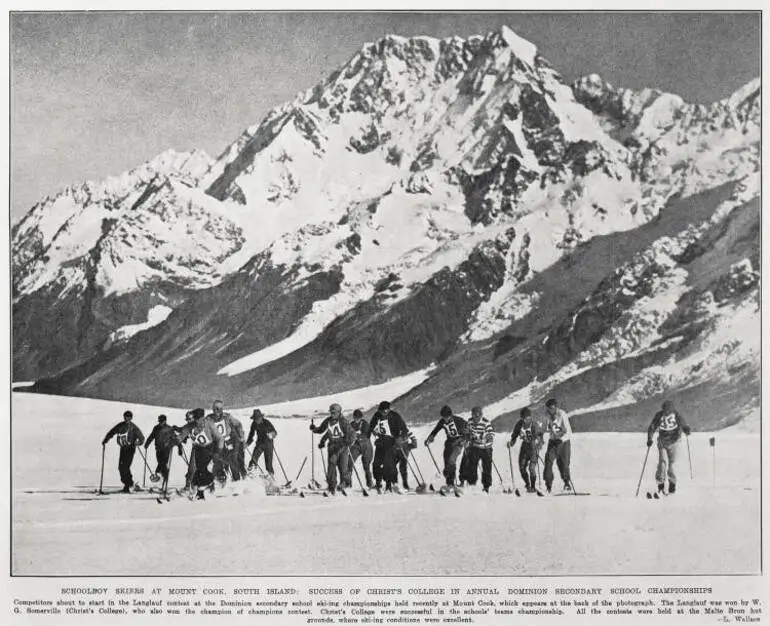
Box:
[309,423,315,431]
[101,439,108,445]
[507,439,514,448]
[646,439,653,448]
[682,426,691,436]
[424,438,433,446]
[268,432,276,440]
[318,442,325,449]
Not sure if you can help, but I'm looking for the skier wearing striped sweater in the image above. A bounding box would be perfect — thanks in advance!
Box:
[460,406,494,492]
[425,405,468,491]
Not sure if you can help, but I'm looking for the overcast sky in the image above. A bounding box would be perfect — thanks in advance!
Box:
[10,12,760,219]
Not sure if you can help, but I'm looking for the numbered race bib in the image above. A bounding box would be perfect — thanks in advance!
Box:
[214,420,230,440]
[194,429,212,447]
[374,419,392,437]
[443,421,459,438]
[116,433,129,447]
[328,422,343,439]
[659,413,678,432]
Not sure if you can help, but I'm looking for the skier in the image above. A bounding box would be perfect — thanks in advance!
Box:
[144,414,183,484]
[370,401,409,493]
[543,398,573,493]
[395,428,418,490]
[508,406,545,493]
[425,405,468,494]
[246,409,277,477]
[349,409,374,489]
[647,400,691,495]
[461,406,494,492]
[207,400,245,483]
[176,407,225,499]
[309,404,355,494]
[101,410,146,493]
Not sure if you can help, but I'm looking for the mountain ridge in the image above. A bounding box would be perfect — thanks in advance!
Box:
[13,27,760,429]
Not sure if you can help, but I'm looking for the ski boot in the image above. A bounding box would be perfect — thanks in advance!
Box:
[668,482,676,495]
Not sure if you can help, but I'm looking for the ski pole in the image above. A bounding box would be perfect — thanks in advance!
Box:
[163,450,173,497]
[310,419,320,488]
[506,445,521,496]
[425,443,442,491]
[292,456,308,487]
[142,449,147,488]
[98,443,106,495]
[404,453,426,492]
[425,443,441,473]
[138,446,160,483]
[411,452,427,485]
[635,446,651,497]
[274,447,291,486]
[347,449,369,497]
[492,458,514,495]
[320,446,328,482]
[686,435,694,479]
[536,455,543,491]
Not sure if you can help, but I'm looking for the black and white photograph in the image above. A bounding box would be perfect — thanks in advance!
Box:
[9,9,761,579]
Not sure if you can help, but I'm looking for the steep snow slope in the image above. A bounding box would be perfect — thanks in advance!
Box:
[13,26,760,429]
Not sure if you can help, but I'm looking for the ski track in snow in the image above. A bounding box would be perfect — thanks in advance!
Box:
[12,392,759,576]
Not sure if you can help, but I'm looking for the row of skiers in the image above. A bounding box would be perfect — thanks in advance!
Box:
[101,397,690,499]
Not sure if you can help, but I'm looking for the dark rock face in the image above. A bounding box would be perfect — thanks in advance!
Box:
[13,29,759,430]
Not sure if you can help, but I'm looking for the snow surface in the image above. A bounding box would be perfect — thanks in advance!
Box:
[238,366,435,417]
[108,305,173,344]
[12,392,759,576]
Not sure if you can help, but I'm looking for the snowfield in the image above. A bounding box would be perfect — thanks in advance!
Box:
[12,392,759,576]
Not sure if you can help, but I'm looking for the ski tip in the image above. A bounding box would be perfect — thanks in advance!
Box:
[515,489,521,497]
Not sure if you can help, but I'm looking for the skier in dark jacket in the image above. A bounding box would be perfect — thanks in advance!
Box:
[349,409,374,489]
[310,404,355,494]
[508,407,545,493]
[647,400,691,495]
[395,429,418,490]
[144,414,183,483]
[425,405,468,492]
[246,409,277,477]
[369,401,409,493]
[102,410,146,493]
